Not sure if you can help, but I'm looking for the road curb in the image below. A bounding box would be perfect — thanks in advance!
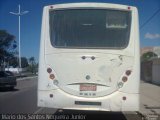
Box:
[17,76,38,81]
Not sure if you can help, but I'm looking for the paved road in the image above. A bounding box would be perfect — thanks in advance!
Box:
[1,77,155,120]
[140,80,160,115]
[0,77,39,114]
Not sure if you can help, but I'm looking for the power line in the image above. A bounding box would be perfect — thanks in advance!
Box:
[140,8,160,30]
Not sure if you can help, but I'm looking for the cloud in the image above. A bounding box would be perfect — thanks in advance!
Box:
[145,33,160,39]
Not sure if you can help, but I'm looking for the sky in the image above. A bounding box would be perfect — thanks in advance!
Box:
[0,0,160,62]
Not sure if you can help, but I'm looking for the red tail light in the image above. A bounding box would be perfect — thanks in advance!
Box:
[47,68,52,73]
[125,70,132,76]
[50,94,53,98]
[122,96,127,100]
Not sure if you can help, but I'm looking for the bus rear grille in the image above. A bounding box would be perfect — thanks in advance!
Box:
[75,101,101,106]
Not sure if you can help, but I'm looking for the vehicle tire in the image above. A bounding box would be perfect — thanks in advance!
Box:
[10,86,14,90]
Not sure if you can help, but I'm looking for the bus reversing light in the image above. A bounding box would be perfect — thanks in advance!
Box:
[50,74,55,80]
[122,76,128,82]
[47,68,52,73]
[118,82,123,88]
[125,70,132,76]
[53,80,59,85]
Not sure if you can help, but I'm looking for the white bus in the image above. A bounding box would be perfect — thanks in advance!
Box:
[38,3,140,111]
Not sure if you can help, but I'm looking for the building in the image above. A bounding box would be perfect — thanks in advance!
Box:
[140,47,153,56]
[153,47,160,58]
[141,46,160,57]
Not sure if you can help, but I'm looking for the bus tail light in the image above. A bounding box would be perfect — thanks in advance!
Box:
[122,76,128,82]
[122,96,126,101]
[47,68,52,73]
[50,94,53,98]
[125,70,132,76]
[50,74,55,80]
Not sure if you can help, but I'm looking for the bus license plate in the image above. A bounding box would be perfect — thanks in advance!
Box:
[80,84,97,91]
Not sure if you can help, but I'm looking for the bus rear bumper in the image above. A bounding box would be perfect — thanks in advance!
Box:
[38,89,139,111]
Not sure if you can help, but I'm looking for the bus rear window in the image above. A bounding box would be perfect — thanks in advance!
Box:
[49,9,131,49]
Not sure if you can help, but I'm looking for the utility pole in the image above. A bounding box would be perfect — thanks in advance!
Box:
[10,5,29,73]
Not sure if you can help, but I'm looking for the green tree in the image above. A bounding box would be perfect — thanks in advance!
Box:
[29,57,35,65]
[141,52,158,62]
[21,57,29,68]
[0,30,16,69]
[5,57,29,68]
[28,57,37,74]
[6,56,18,68]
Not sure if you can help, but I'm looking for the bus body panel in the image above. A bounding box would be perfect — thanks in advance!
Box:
[38,89,139,111]
[45,53,135,98]
[38,3,140,111]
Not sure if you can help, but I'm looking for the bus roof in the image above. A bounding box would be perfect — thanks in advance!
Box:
[45,2,136,11]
